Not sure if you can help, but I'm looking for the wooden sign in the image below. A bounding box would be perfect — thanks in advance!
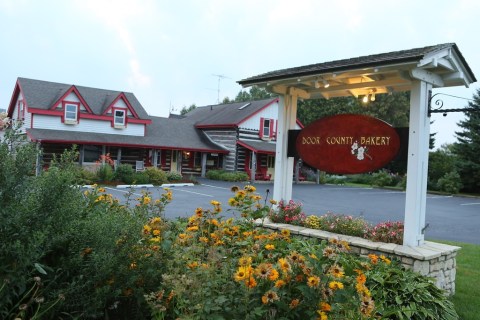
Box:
[296,114,400,174]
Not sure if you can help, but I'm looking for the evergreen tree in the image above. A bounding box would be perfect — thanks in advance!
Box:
[235,86,275,102]
[452,88,480,193]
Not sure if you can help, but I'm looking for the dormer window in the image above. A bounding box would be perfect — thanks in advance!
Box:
[64,103,78,124]
[114,109,126,128]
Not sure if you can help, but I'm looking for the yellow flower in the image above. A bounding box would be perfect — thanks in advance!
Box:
[150,236,161,243]
[281,229,291,237]
[274,279,286,288]
[356,273,366,285]
[268,268,279,281]
[328,264,345,278]
[278,258,291,273]
[230,186,240,192]
[187,261,198,269]
[255,263,273,279]
[380,255,391,265]
[210,200,220,206]
[289,299,300,309]
[238,256,252,267]
[209,219,220,227]
[269,199,278,205]
[265,244,275,251]
[307,275,320,288]
[143,196,151,205]
[368,254,378,264]
[152,229,161,236]
[98,187,105,193]
[244,185,256,192]
[143,225,152,234]
[178,233,188,239]
[152,217,162,223]
[245,276,257,288]
[317,310,328,320]
[228,198,237,206]
[187,226,199,232]
[235,266,253,282]
[199,236,209,243]
[129,262,137,269]
[309,253,318,260]
[84,190,90,196]
[328,281,344,290]
[319,302,331,312]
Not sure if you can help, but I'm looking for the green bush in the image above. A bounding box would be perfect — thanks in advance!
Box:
[114,163,135,183]
[346,173,373,185]
[145,167,168,185]
[96,163,114,182]
[166,171,183,182]
[371,170,395,187]
[437,171,463,194]
[206,170,250,182]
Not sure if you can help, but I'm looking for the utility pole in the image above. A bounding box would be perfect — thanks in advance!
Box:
[212,74,230,103]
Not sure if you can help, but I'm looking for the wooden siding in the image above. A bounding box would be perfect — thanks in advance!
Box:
[32,115,145,136]
[239,101,279,130]
[203,129,237,172]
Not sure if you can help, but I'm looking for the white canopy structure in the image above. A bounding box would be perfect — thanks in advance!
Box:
[238,43,476,247]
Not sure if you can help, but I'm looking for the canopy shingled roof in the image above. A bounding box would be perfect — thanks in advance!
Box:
[238,43,476,100]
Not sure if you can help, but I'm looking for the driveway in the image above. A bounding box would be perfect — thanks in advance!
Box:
[101,179,480,244]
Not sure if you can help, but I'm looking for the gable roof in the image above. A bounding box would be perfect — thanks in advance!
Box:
[13,78,149,119]
[183,98,278,128]
[238,43,476,100]
[238,43,476,86]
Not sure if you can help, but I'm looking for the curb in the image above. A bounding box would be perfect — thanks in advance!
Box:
[116,184,154,189]
[161,183,194,187]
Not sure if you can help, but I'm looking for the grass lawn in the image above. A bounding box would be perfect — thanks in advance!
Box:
[434,240,480,320]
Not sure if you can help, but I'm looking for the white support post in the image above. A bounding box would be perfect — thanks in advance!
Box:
[273,93,298,202]
[250,151,257,182]
[201,153,207,177]
[403,80,432,247]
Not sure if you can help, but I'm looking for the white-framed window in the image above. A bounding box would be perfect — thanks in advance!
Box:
[114,109,126,127]
[17,100,25,120]
[263,119,271,137]
[64,103,78,123]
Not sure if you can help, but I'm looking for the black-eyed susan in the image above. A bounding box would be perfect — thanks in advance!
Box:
[274,279,286,288]
[319,302,331,312]
[245,276,257,288]
[328,281,344,290]
[289,298,300,309]
[268,268,279,281]
[307,275,320,288]
[265,244,275,251]
[261,290,279,304]
[278,258,292,273]
[238,256,252,267]
[255,263,273,279]
[328,264,345,278]
[234,266,251,282]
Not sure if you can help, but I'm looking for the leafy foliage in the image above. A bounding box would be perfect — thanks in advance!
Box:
[206,169,249,181]
[234,85,275,102]
[452,88,480,193]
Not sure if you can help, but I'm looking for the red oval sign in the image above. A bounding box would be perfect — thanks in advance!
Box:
[296,114,400,174]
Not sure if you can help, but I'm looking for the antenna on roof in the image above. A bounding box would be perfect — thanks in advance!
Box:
[212,74,231,104]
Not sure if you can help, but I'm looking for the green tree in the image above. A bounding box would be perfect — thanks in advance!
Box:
[235,85,275,102]
[180,104,197,115]
[428,143,457,190]
[452,88,480,193]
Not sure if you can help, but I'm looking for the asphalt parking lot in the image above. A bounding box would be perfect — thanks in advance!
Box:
[101,178,480,245]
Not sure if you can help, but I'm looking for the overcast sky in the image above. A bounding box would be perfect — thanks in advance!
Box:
[1,0,479,148]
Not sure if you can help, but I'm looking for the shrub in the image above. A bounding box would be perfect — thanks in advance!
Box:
[206,169,249,182]
[166,171,183,182]
[268,199,306,226]
[436,171,463,194]
[114,163,135,182]
[145,167,168,185]
[371,170,395,187]
[96,163,114,182]
[346,173,373,185]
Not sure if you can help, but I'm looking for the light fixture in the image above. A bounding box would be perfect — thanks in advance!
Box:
[362,95,369,103]
[314,80,320,88]
[323,79,330,88]
[370,88,377,101]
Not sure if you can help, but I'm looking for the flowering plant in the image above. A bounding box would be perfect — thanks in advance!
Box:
[268,199,306,226]
[305,212,369,238]
[365,221,404,244]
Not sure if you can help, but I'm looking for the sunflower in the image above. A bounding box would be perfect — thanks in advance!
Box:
[255,263,273,279]
[195,207,203,217]
[245,276,257,288]
[288,251,304,265]
[328,264,345,278]
[265,244,275,251]
[234,266,251,282]
[278,258,292,273]
[244,185,256,192]
[328,281,344,290]
[307,275,320,288]
[319,302,331,312]
[274,279,286,288]
[289,299,300,309]
[360,295,375,316]
[281,229,291,237]
[268,268,279,281]
[238,256,252,267]
[230,186,240,192]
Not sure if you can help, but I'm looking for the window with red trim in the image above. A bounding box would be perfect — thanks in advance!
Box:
[260,118,274,139]
[114,109,126,127]
[64,103,78,123]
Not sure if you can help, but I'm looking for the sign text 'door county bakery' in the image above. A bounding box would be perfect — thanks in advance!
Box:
[296,114,400,174]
